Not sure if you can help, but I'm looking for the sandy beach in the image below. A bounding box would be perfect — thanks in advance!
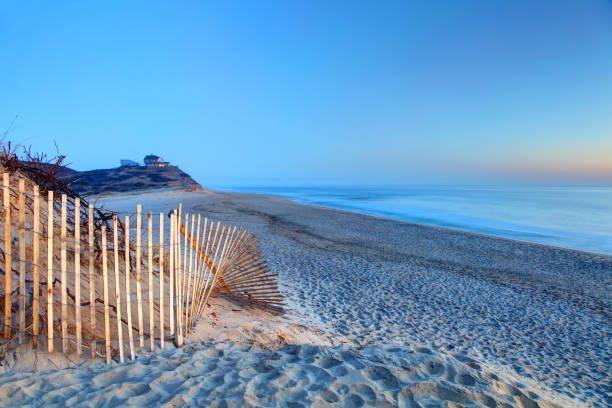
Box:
[0,189,609,407]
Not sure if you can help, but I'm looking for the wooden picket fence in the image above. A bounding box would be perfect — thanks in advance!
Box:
[0,172,282,363]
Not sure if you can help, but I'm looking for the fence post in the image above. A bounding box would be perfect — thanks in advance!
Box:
[3,173,12,339]
[136,205,144,348]
[47,191,54,352]
[124,216,135,360]
[148,212,154,352]
[113,217,124,363]
[102,225,111,364]
[159,213,164,349]
[18,179,25,344]
[74,198,81,355]
[88,203,96,358]
[32,186,40,349]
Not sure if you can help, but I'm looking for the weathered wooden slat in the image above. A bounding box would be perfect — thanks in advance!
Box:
[223,246,263,271]
[218,286,279,295]
[218,277,279,289]
[3,173,12,339]
[136,204,144,348]
[235,292,283,297]
[159,213,164,349]
[187,215,201,332]
[176,212,183,346]
[221,249,261,279]
[194,218,215,327]
[216,227,241,300]
[47,191,54,352]
[221,227,245,262]
[180,212,186,342]
[74,198,81,355]
[148,212,154,352]
[124,216,135,360]
[224,248,263,271]
[222,259,267,280]
[226,259,270,275]
[194,221,221,319]
[169,212,174,336]
[32,186,40,349]
[219,270,277,284]
[223,238,259,268]
[220,269,271,289]
[60,194,68,353]
[189,219,202,329]
[101,225,111,364]
[184,215,195,334]
[113,217,124,363]
[217,284,280,293]
[18,179,25,344]
[88,203,96,358]
[192,219,213,317]
[196,223,227,319]
[219,227,238,276]
[198,225,232,316]
[181,213,189,336]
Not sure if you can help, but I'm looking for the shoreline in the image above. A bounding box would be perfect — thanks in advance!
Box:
[234,190,612,259]
[97,187,612,259]
[210,186,612,257]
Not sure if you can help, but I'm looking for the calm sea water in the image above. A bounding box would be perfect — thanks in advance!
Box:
[213,185,612,256]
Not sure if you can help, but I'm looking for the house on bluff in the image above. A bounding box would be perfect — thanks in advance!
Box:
[144,154,170,168]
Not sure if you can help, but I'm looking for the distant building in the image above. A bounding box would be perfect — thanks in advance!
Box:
[144,154,170,168]
[120,159,139,167]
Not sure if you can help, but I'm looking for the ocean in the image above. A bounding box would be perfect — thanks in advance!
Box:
[212,185,612,256]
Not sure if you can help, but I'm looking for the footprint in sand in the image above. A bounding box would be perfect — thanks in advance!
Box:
[316,356,342,369]
[349,384,377,401]
[362,365,400,389]
[455,371,476,386]
[409,382,471,405]
[493,381,521,396]
[344,393,366,407]
[416,360,445,376]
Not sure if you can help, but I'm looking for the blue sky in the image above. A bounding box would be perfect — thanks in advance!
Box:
[1,1,611,186]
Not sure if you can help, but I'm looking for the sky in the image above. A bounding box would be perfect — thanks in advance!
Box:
[1,1,611,186]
